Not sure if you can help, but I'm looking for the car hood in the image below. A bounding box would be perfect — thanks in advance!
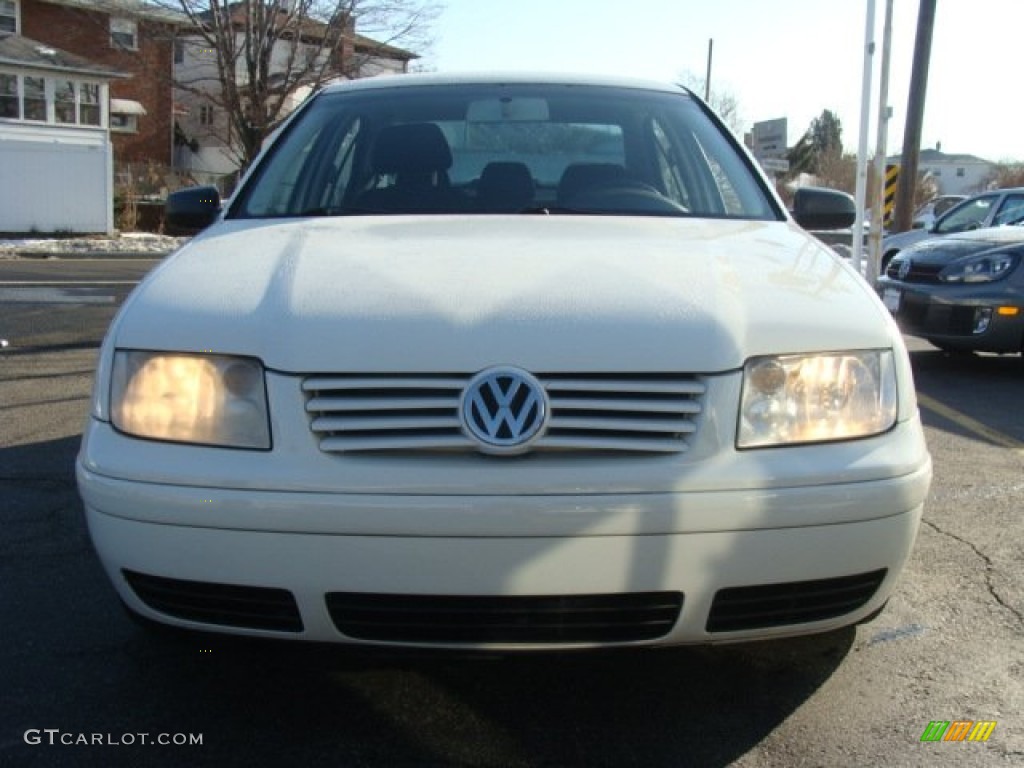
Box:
[899,226,1024,266]
[115,216,891,372]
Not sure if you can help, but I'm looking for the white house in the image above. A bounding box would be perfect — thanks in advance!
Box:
[0,32,123,232]
[888,147,996,196]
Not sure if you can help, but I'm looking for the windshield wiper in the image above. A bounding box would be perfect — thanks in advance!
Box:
[286,206,388,217]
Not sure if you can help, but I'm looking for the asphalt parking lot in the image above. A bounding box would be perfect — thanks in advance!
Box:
[1,257,1021,767]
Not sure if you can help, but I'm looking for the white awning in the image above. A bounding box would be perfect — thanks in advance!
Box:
[109,98,147,116]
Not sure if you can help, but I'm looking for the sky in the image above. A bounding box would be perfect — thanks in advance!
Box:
[423,0,1023,163]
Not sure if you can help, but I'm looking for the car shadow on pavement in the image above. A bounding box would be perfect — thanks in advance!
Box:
[125,627,855,767]
[1,432,855,768]
[909,348,1024,448]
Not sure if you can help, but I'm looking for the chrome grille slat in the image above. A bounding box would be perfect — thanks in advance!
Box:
[552,397,702,414]
[304,372,705,454]
[306,396,458,412]
[312,415,462,432]
[543,378,706,395]
[301,376,466,391]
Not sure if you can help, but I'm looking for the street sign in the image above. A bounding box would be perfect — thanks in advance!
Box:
[760,157,790,174]
[752,118,788,160]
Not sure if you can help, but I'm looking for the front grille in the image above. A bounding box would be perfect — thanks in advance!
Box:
[706,569,886,632]
[325,592,684,644]
[303,372,705,454]
[887,259,943,283]
[123,570,303,632]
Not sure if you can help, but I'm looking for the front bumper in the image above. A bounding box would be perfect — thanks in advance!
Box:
[78,449,931,649]
[878,277,1024,353]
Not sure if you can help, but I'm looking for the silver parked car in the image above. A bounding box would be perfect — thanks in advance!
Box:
[878,226,1024,355]
[881,188,1024,273]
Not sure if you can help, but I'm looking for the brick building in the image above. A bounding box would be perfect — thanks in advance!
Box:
[8,0,182,165]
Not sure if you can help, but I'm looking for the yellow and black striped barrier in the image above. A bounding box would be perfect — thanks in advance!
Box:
[883,164,899,228]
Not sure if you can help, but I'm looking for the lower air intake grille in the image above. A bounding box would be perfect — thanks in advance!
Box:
[123,570,303,632]
[325,591,684,644]
[706,569,887,632]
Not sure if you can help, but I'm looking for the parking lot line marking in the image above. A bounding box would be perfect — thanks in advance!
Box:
[0,287,116,304]
[917,392,1024,453]
[0,280,138,285]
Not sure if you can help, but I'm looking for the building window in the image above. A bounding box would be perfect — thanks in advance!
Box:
[23,75,46,121]
[55,79,76,124]
[110,17,138,50]
[956,167,965,178]
[0,72,18,118]
[80,82,100,126]
[174,39,184,64]
[199,103,214,126]
[0,72,106,127]
[0,0,17,34]
[110,113,138,133]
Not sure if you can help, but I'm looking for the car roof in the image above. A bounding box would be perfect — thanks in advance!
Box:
[969,187,1024,197]
[320,71,688,97]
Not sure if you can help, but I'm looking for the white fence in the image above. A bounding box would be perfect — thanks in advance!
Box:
[0,124,113,234]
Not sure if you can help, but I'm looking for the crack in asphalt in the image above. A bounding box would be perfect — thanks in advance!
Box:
[922,518,1024,628]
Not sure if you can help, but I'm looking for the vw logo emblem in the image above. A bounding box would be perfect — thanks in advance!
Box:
[461,367,548,454]
[898,259,912,280]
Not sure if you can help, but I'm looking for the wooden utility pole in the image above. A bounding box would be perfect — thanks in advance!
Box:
[893,0,937,232]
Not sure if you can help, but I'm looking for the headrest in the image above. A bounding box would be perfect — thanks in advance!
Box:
[372,123,453,175]
[479,162,534,201]
[557,163,628,202]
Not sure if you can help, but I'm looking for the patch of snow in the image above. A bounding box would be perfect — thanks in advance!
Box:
[0,233,188,259]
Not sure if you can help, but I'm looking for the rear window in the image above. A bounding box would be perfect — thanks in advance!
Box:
[233,83,779,221]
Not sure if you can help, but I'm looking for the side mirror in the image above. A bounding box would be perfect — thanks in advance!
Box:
[165,186,221,235]
[792,186,856,230]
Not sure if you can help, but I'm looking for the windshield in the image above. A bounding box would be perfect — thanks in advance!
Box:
[232,82,780,220]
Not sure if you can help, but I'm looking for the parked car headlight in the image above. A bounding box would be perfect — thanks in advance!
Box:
[738,351,897,448]
[939,251,1020,283]
[110,351,270,449]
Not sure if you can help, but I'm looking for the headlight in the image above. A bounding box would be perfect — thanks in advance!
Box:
[738,351,897,448]
[110,351,270,449]
[939,251,1020,283]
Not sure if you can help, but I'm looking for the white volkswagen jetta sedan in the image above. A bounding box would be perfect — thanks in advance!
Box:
[77,74,931,648]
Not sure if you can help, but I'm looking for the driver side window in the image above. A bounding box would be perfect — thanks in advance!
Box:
[935,197,993,233]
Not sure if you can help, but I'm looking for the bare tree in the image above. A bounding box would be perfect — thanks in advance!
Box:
[160,0,440,171]
[984,162,1024,190]
[677,71,742,135]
